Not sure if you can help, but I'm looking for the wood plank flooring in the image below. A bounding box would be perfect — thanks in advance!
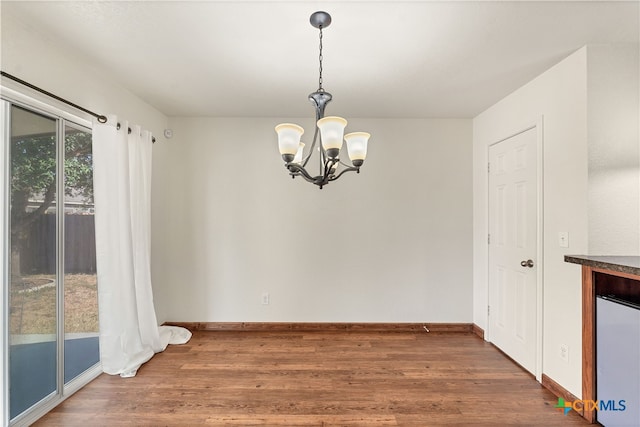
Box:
[35,331,590,426]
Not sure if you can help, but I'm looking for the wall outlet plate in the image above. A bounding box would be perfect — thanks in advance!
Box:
[558,232,569,248]
[560,344,569,362]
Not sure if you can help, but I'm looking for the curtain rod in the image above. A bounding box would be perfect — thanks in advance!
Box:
[1,71,156,143]
[1,71,108,123]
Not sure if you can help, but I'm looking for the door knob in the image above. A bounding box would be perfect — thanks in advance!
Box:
[520,259,534,268]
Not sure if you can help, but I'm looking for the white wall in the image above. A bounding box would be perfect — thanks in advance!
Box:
[587,44,640,255]
[1,9,167,136]
[473,48,589,396]
[151,117,473,324]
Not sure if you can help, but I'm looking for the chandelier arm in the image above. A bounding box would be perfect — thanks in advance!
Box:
[286,162,326,186]
[307,91,331,174]
[324,157,338,178]
[328,166,360,182]
[318,126,329,175]
[301,126,319,168]
[319,132,324,175]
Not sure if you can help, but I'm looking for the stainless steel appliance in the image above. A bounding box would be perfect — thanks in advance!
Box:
[596,295,640,426]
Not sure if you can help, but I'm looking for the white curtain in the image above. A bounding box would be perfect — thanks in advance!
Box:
[93,115,191,377]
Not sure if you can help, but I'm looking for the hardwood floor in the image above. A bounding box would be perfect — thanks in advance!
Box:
[35,331,589,426]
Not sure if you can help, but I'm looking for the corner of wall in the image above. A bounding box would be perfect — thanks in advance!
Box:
[586,43,640,255]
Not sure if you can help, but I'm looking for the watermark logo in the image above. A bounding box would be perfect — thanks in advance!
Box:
[555,398,572,415]
[554,397,626,415]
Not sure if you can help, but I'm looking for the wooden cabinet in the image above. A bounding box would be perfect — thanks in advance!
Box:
[565,256,640,423]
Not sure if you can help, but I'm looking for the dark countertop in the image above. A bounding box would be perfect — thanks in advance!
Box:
[564,255,640,277]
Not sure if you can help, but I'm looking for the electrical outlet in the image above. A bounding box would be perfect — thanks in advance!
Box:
[558,232,569,248]
[560,344,569,362]
[262,292,270,305]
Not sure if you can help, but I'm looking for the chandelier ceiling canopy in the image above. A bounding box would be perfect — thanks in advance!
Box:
[275,11,371,190]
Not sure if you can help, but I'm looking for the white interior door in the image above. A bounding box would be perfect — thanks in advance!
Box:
[488,127,538,374]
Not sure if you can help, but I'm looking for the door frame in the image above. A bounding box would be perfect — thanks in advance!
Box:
[1,99,9,427]
[486,117,544,382]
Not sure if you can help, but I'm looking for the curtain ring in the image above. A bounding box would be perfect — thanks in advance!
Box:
[116,121,156,142]
[115,123,132,134]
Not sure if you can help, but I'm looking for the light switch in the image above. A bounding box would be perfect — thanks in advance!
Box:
[558,232,569,248]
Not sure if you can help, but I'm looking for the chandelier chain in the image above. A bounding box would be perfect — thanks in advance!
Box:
[318,26,324,91]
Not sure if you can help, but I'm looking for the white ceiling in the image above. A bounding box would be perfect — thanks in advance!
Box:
[3,1,639,118]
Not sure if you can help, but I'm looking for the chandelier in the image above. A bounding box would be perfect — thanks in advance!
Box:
[275,11,371,190]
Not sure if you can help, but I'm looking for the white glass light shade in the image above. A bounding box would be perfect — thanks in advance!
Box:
[344,132,370,161]
[317,116,347,151]
[293,142,305,164]
[275,123,304,155]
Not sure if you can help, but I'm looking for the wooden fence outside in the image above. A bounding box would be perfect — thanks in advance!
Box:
[20,213,96,274]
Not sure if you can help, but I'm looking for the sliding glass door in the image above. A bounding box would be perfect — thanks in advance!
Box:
[2,99,100,425]
[8,105,58,419]
[63,123,99,385]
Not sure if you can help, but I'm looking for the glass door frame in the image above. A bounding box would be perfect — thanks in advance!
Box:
[1,88,101,427]
[1,98,10,427]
